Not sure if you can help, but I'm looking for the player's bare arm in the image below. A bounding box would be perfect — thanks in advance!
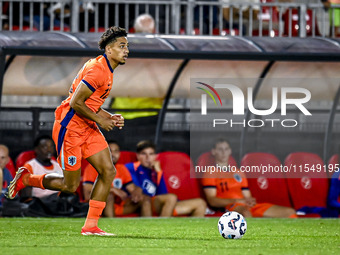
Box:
[0,167,3,190]
[111,187,128,201]
[70,83,116,131]
[241,190,256,207]
[126,184,143,203]
[204,188,246,207]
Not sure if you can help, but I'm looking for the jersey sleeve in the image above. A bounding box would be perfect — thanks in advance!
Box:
[116,164,133,186]
[125,162,141,188]
[156,172,168,195]
[201,177,217,189]
[82,164,98,184]
[240,172,249,189]
[81,65,106,91]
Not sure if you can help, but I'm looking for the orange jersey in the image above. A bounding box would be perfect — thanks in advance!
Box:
[83,163,133,207]
[201,170,249,199]
[55,54,114,133]
[83,163,132,187]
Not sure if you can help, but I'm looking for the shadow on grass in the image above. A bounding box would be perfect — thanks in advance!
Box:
[84,234,216,241]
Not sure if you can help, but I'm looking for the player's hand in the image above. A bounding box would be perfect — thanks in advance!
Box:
[130,187,143,203]
[111,114,124,130]
[112,188,128,201]
[152,160,162,172]
[244,197,256,207]
[98,116,116,131]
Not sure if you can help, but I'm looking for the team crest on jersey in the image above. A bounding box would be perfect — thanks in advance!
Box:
[113,178,123,189]
[68,156,77,166]
[142,179,156,196]
[234,173,242,183]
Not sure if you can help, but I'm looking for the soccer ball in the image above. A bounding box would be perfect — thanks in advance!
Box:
[218,211,247,239]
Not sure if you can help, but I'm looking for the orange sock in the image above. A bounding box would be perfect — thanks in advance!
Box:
[289,214,298,218]
[83,200,106,229]
[26,174,46,189]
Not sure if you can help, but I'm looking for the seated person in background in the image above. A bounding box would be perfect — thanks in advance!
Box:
[125,140,207,217]
[200,138,297,218]
[0,144,13,205]
[83,140,152,217]
[328,169,340,216]
[22,135,63,198]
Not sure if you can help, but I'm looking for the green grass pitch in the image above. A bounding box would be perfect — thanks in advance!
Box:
[0,217,339,255]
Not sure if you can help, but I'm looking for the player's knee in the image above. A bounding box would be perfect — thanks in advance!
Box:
[142,194,151,203]
[235,206,252,218]
[63,182,79,193]
[283,207,296,217]
[166,193,177,205]
[197,198,207,210]
[100,165,116,181]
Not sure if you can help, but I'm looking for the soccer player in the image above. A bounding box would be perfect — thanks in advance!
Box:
[6,26,128,236]
[22,135,63,198]
[125,140,207,217]
[200,138,297,218]
[83,141,152,217]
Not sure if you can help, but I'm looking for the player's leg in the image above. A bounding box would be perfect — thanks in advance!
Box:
[261,204,297,218]
[232,205,252,218]
[82,147,115,232]
[42,169,81,192]
[120,195,152,216]
[152,193,177,217]
[103,192,114,217]
[140,195,152,217]
[174,198,207,217]
[86,147,115,202]
[121,198,141,215]
[6,121,82,199]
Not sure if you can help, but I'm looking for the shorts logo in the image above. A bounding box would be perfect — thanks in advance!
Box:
[68,156,77,166]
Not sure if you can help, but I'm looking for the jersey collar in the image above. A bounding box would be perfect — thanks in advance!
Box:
[103,53,114,73]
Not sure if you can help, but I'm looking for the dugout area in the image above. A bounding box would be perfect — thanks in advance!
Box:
[0,32,340,165]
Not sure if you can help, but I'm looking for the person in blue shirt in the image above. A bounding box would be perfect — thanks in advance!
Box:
[328,170,340,216]
[0,144,13,206]
[125,140,206,217]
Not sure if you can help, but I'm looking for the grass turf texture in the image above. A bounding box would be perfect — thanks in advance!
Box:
[0,218,339,255]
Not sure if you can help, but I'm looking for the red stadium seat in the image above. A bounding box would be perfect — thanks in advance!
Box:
[283,9,320,37]
[284,152,329,210]
[5,157,16,178]
[117,151,137,165]
[16,150,36,168]
[52,26,71,32]
[157,152,202,201]
[89,27,106,33]
[240,152,292,207]
[252,0,280,36]
[12,25,38,31]
[180,28,201,35]
[212,28,239,36]
[196,152,238,169]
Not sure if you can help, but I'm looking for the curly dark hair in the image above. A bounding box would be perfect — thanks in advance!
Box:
[98,26,128,50]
